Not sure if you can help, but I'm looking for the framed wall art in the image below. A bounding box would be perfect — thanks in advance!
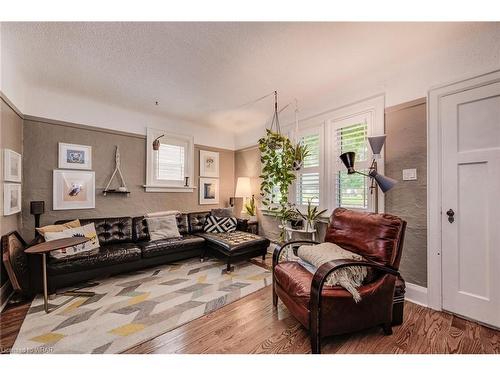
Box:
[199,150,219,178]
[199,177,219,205]
[3,183,21,215]
[3,149,22,182]
[58,142,92,170]
[53,169,95,210]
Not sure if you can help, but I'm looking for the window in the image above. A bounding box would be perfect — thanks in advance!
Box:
[145,128,194,192]
[334,122,369,209]
[296,131,321,207]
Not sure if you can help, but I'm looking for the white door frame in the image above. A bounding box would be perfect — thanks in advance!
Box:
[427,69,500,310]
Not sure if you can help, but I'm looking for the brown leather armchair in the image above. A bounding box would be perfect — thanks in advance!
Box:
[272,208,407,354]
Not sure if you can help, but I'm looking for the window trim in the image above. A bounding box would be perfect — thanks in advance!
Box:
[144,128,195,193]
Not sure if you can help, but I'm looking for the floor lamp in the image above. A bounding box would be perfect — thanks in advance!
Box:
[339,135,397,213]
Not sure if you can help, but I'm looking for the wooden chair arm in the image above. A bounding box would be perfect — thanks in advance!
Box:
[272,240,320,270]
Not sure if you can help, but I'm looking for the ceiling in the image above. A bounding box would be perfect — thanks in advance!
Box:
[1,22,494,133]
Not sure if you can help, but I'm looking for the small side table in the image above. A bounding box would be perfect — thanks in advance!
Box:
[279,225,317,242]
[246,220,259,235]
[25,237,91,313]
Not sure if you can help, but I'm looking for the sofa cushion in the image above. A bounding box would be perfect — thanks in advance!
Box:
[197,231,269,253]
[188,212,210,233]
[47,243,141,276]
[78,217,133,245]
[139,235,205,259]
[133,214,189,241]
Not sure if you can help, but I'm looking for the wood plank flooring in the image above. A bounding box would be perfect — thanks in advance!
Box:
[1,258,499,354]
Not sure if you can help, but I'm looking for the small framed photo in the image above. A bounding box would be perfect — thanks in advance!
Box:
[3,183,21,215]
[3,149,22,182]
[199,177,219,205]
[53,170,95,210]
[199,150,219,178]
[58,143,92,170]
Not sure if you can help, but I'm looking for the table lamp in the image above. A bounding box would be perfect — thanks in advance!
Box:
[235,177,252,215]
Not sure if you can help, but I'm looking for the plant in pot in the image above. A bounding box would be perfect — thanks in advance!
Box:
[296,198,328,232]
[292,141,310,171]
[259,129,308,241]
[244,195,257,221]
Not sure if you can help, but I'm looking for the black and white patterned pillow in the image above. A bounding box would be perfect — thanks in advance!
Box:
[203,215,237,233]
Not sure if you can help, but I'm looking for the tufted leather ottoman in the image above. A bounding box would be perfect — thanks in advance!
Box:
[196,231,270,272]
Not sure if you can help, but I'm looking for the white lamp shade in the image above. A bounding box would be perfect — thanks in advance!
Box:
[235,177,252,197]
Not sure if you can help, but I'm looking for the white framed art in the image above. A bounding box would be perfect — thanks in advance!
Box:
[53,169,95,210]
[199,150,219,178]
[199,177,219,205]
[58,142,92,170]
[3,149,22,182]
[3,183,21,215]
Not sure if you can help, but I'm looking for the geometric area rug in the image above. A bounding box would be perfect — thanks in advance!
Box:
[11,258,271,354]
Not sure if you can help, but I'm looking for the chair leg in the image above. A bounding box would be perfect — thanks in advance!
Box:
[310,331,321,354]
[382,322,393,335]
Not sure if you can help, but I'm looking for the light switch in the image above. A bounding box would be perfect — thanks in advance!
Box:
[402,168,417,181]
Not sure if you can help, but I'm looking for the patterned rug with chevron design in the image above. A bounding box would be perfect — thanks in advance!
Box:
[12,258,271,354]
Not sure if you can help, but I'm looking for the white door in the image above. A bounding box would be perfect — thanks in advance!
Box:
[441,81,500,328]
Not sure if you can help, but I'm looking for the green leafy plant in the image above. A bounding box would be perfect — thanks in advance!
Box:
[244,196,257,216]
[292,141,310,171]
[296,198,328,231]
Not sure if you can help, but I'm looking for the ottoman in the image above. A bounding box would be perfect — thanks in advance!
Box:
[197,231,270,272]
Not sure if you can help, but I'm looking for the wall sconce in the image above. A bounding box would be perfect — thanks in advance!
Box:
[152,135,165,150]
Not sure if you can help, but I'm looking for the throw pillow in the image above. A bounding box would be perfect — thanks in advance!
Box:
[297,242,368,302]
[36,219,81,236]
[210,207,234,218]
[145,215,181,241]
[203,215,237,233]
[44,223,100,260]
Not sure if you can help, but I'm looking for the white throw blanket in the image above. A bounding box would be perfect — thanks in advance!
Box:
[296,242,368,302]
[145,210,180,218]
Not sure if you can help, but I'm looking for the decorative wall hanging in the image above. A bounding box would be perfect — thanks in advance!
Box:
[199,177,219,205]
[199,150,219,178]
[3,149,22,182]
[58,143,92,170]
[53,170,95,210]
[3,183,21,215]
[103,146,129,196]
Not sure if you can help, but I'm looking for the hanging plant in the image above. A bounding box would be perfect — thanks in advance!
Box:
[259,129,303,241]
[292,141,309,171]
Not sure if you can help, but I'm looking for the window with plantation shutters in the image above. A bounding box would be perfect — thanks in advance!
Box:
[296,131,321,207]
[157,143,185,182]
[333,119,370,210]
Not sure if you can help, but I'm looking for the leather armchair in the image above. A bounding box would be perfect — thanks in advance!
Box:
[272,207,407,354]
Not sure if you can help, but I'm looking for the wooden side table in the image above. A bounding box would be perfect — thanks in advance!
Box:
[25,237,91,313]
[246,220,259,235]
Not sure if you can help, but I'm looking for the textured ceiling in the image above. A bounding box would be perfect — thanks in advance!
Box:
[1,22,493,133]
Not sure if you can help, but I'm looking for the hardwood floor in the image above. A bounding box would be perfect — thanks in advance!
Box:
[1,258,499,354]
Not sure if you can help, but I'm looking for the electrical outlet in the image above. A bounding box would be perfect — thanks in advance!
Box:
[402,168,417,181]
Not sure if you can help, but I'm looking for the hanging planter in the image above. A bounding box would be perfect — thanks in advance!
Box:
[292,142,309,171]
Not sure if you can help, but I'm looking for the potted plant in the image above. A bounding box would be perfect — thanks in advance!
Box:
[296,198,328,232]
[292,141,310,171]
[244,195,257,221]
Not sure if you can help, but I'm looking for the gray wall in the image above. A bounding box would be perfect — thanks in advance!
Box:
[0,95,23,298]
[385,99,427,286]
[234,98,428,287]
[21,117,235,241]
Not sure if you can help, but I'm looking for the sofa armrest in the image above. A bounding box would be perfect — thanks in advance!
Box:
[309,259,400,347]
[272,239,320,270]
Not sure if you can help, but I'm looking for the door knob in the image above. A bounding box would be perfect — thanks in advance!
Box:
[446,209,455,223]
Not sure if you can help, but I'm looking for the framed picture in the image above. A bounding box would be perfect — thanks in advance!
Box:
[3,149,22,182]
[58,143,92,170]
[53,170,95,210]
[199,177,219,205]
[3,183,21,215]
[199,150,219,178]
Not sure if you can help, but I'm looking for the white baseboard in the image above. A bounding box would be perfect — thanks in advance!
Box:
[0,281,14,312]
[405,282,428,307]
